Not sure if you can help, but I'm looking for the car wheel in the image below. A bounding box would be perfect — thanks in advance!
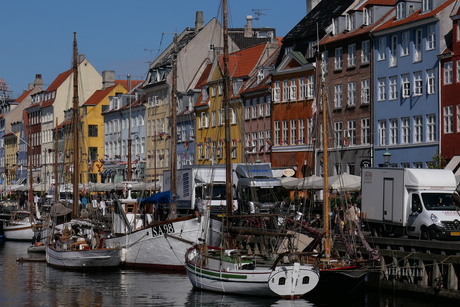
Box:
[420,228,431,240]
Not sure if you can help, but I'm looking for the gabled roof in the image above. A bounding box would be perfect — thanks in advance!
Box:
[359,0,397,10]
[283,0,356,43]
[83,85,120,106]
[221,43,268,78]
[14,88,34,103]
[373,0,455,32]
[46,69,72,93]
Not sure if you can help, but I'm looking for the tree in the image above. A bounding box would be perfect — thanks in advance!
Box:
[428,151,447,169]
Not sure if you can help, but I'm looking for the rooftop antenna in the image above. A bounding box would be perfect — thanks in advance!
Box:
[144,48,160,64]
[252,8,271,28]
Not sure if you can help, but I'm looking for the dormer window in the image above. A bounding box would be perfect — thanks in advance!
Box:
[363,7,373,25]
[396,2,406,20]
[346,13,355,31]
[257,69,264,83]
[308,40,317,58]
[284,46,293,55]
[332,18,339,35]
[422,0,432,13]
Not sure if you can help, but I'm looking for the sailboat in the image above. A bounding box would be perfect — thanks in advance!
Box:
[184,0,319,299]
[45,33,121,269]
[296,55,380,294]
[103,33,222,271]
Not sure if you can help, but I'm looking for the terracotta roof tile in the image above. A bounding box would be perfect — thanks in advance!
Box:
[373,0,455,32]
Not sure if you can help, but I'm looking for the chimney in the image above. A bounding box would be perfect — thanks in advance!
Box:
[244,15,253,38]
[307,0,321,13]
[195,11,204,32]
[102,70,115,89]
[28,74,43,90]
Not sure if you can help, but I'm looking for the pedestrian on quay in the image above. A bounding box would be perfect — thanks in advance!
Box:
[18,192,26,210]
[346,203,356,235]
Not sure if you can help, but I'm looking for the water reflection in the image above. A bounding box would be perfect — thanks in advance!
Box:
[0,241,458,307]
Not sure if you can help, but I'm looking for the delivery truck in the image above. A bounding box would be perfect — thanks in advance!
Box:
[361,168,460,240]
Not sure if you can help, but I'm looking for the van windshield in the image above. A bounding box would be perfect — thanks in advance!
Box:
[421,193,458,210]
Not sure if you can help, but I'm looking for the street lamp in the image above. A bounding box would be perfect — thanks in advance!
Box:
[383,147,391,167]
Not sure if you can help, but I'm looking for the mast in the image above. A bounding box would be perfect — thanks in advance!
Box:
[321,61,331,259]
[223,0,232,227]
[27,119,33,213]
[54,117,59,203]
[168,33,178,219]
[72,32,80,217]
[127,74,132,182]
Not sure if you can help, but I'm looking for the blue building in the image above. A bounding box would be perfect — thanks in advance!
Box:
[372,0,455,167]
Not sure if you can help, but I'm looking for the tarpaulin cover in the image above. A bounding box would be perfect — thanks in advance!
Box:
[140,190,173,204]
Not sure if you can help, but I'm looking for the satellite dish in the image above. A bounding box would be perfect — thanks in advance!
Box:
[283,169,295,177]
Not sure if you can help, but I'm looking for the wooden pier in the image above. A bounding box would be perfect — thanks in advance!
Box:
[334,236,460,300]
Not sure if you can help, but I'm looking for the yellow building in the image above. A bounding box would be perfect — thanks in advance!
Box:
[79,79,132,184]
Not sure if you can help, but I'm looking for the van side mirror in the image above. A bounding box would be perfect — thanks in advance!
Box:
[411,202,422,213]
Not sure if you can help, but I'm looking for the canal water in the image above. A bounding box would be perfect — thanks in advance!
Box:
[0,240,457,307]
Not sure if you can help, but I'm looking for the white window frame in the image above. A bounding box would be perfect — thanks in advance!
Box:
[273,81,280,102]
[389,76,398,100]
[335,47,343,70]
[348,44,356,67]
[334,84,343,108]
[361,118,370,145]
[361,79,370,105]
[427,25,436,50]
[426,114,436,142]
[401,31,410,56]
[361,40,370,64]
[390,35,398,67]
[414,71,423,96]
[444,106,453,133]
[289,79,297,101]
[379,120,387,146]
[299,119,305,145]
[282,120,288,145]
[444,61,453,85]
[299,77,306,100]
[414,115,422,143]
[347,120,356,145]
[334,121,343,148]
[402,74,410,98]
[389,118,398,145]
[378,78,386,101]
[307,75,315,99]
[414,29,422,62]
[427,69,436,95]
[401,117,410,144]
[347,82,356,106]
[290,119,297,145]
[283,80,289,102]
[378,37,386,61]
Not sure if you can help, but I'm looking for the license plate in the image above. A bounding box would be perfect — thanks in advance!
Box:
[451,232,460,236]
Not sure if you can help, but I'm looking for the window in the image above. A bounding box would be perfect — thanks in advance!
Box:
[402,74,410,98]
[389,119,398,145]
[378,78,386,101]
[361,118,370,145]
[258,103,264,117]
[361,40,370,64]
[274,121,280,145]
[283,80,289,101]
[402,117,410,144]
[378,37,386,61]
[390,35,398,67]
[299,119,305,145]
[457,60,460,83]
[332,18,339,36]
[414,29,422,62]
[89,147,98,162]
[414,71,423,96]
[299,77,306,100]
[457,105,460,132]
[364,7,373,25]
[396,2,406,19]
[308,40,317,58]
[212,110,217,126]
[346,13,355,31]
[334,84,343,108]
[348,44,356,67]
[231,108,237,124]
[321,51,328,73]
[308,118,313,144]
[361,79,370,105]
[290,119,297,145]
[251,104,257,119]
[427,25,435,50]
[335,47,343,70]
[88,125,98,137]
[347,82,356,106]
[401,32,410,56]
[220,108,226,125]
[444,62,453,85]
[347,120,356,145]
[414,115,422,143]
[444,106,453,133]
[307,75,315,99]
[427,69,436,94]
[426,114,436,142]
[200,112,209,128]
[273,81,280,102]
[290,79,297,100]
[282,120,288,145]
[422,0,433,13]
[379,120,387,146]
[244,107,250,120]
[389,76,398,100]
[334,121,343,148]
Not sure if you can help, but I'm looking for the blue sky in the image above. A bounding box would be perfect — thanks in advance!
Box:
[1,1,308,98]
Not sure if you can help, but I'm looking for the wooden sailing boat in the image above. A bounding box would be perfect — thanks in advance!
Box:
[45,33,121,269]
[104,32,222,271]
[184,0,319,299]
[300,54,380,295]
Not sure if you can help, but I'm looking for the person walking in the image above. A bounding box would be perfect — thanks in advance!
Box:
[346,203,356,235]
